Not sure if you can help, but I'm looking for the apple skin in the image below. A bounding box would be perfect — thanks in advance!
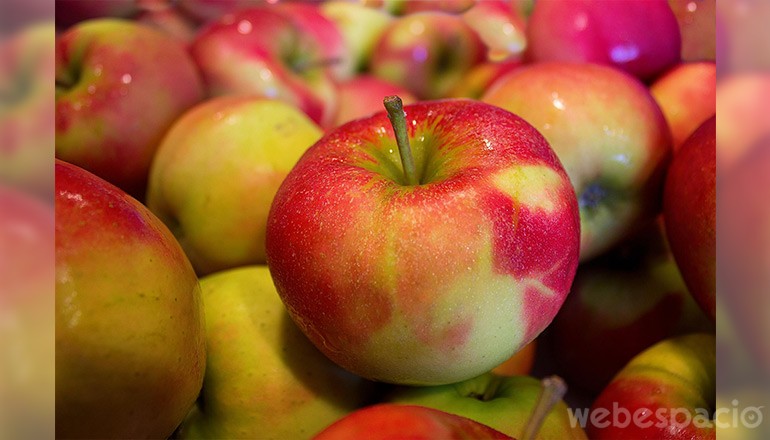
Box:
[135,2,199,43]
[319,1,393,74]
[650,61,716,151]
[54,159,206,439]
[386,373,588,439]
[55,18,204,199]
[313,404,513,440]
[0,185,55,439]
[483,61,672,262]
[0,22,55,200]
[177,266,374,439]
[369,12,486,100]
[668,0,716,62]
[718,137,770,375]
[526,0,681,82]
[146,96,323,275]
[546,221,714,396]
[189,6,341,128]
[461,0,527,62]
[716,73,770,172]
[266,99,580,385]
[587,333,716,440]
[663,116,716,321]
[448,59,522,99]
[332,76,417,128]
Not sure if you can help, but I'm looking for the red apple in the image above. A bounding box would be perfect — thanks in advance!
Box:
[482,61,672,262]
[312,404,513,440]
[55,18,204,199]
[668,0,717,62]
[332,75,417,128]
[716,73,770,172]
[526,0,681,82]
[175,0,265,24]
[266,97,580,385]
[448,59,522,99]
[369,12,486,100]
[461,0,527,61]
[135,1,199,43]
[189,6,342,128]
[650,61,716,151]
[663,116,716,320]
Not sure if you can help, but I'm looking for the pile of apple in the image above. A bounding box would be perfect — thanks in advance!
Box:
[52,0,718,438]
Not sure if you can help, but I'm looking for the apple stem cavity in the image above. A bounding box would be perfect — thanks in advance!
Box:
[521,375,568,440]
[384,95,419,186]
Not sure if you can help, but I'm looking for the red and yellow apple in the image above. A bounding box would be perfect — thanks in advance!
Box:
[332,76,416,128]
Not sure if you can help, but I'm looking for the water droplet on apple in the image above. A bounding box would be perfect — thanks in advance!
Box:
[237,20,253,35]
[121,74,132,84]
[93,64,103,77]
[87,85,96,95]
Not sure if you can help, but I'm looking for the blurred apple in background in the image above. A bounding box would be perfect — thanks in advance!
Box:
[0,22,55,200]
[448,59,521,99]
[363,0,475,15]
[135,1,199,43]
[483,61,671,262]
[668,0,716,62]
[178,266,374,439]
[55,18,204,199]
[0,185,54,439]
[369,12,486,99]
[461,0,527,62]
[267,98,580,385]
[146,96,323,275]
[386,373,588,439]
[55,160,205,439]
[526,0,681,82]
[650,61,716,151]
[716,73,770,172]
[189,6,342,128]
[664,116,716,320]
[332,76,416,127]
[717,0,770,73]
[313,404,513,440]
[588,333,715,440]
[546,222,713,396]
[319,1,392,75]
[55,0,139,29]
[176,0,267,24]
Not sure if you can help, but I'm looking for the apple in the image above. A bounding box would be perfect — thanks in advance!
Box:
[135,1,199,43]
[332,75,417,128]
[368,12,486,100]
[718,136,770,375]
[146,96,323,275]
[526,0,681,82]
[55,159,206,439]
[319,1,393,74]
[0,22,55,200]
[650,61,717,151]
[55,18,204,199]
[312,404,513,440]
[386,373,588,439]
[546,221,714,396]
[55,0,139,29]
[664,116,716,320]
[587,333,715,439]
[0,185,55,439]
[362,0,476,15]
[266,97,580,385]
[717,0,770,73]
[716,73,770,172]
[177,266,374,439]
[448,59,522,99]
[461,0,527,62]
[668,0,717,62]
[482,61,672,262]
[175,0,263,24]
[189,6,341,128]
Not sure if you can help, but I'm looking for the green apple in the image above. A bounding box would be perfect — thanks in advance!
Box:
[178,266,374,439]
[146,96,323,275]
[55,159,205,439]
[385,373,587,439]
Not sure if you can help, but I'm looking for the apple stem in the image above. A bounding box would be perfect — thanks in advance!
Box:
[521,376,568,440]
[384,95,419,186]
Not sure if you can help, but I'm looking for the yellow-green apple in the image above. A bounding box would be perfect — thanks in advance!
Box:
[55,159,206,439]
[177,266,374,439]
[546,221,714,396]
[716,73,770,172]
[0,185,55,439]
[461,0,527,61]
[265,97,580,385]
[0,22,55,199]
[313,404,514,440]
[55,18,204,199]
[482,61,672,262]
[319,1,392,74]
[189,5,343,128]
[718,137,770,375]
[55,0,139,29]
[146,96,323,275]
[650,61,716,151]
[669,0,716,62]
[526,0,681,82]
[448,59,521,99]
[368,12,486,100]
[664,116,715,320]
[587,333,715,439]
[332,75,416,128]
[386,373,588,439]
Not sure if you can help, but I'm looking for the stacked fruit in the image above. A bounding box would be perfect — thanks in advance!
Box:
[45,0,725,438]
